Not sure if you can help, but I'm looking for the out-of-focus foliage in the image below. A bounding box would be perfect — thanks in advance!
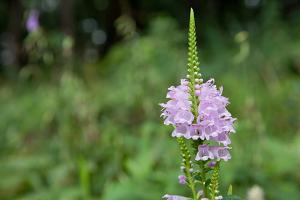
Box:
[0,1,300,200]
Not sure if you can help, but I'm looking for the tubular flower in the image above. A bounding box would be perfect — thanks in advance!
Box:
[178,175,187,185]
[160,79,193,127]
[160,79,235,161]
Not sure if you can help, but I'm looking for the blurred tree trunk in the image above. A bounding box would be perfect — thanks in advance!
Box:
[8,0,23,68]
[102,0,122,54]
[61,0,74,59]
[61,0,74,37]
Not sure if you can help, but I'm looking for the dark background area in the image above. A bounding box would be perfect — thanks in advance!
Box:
[2,0,300,73]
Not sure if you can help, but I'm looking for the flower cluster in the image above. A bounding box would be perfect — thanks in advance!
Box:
[160,79,235,162]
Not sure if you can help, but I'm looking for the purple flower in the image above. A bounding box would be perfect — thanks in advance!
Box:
[196,146,231,161]
[178,175,187,185]
[213,147,231,161]
[195,144,214,161]
[211,132,231,146]
[160,79,236,162]
[26,9,39,32]
[160,79,194,128]
[207,161,217,168]
[163,194,190,200]
[196,79,235,144]
[171,124,201,139]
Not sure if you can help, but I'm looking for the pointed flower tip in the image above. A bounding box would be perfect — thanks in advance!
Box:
[190,7,194,15]
[190,8,194,20]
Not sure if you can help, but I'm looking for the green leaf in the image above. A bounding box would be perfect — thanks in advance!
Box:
[227,184,233,195]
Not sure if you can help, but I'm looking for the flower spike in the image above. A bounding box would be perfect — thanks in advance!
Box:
[187,8,202,120]
[161,8,236,200]
[187,8,201,78]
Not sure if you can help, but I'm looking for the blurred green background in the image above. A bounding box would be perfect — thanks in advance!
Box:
[0,0,300,199]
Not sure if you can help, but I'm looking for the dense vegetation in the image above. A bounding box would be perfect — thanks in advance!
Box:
[0,1,299,200]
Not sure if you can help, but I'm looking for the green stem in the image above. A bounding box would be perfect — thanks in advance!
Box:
[200,161,207,197]
[188,174,197,200]
[192,140,208,198]
[177,138,198,200]
[209,162,220,200]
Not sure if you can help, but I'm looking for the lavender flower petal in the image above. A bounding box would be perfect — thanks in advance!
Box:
[26,9,39,32]
[163,194,190,200]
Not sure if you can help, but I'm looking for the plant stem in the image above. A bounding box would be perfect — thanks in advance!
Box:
[187,172,197,200]
[200,160,207,197]
[177,138,198,200]
[192,139,208,198]
[209,162,220,200]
